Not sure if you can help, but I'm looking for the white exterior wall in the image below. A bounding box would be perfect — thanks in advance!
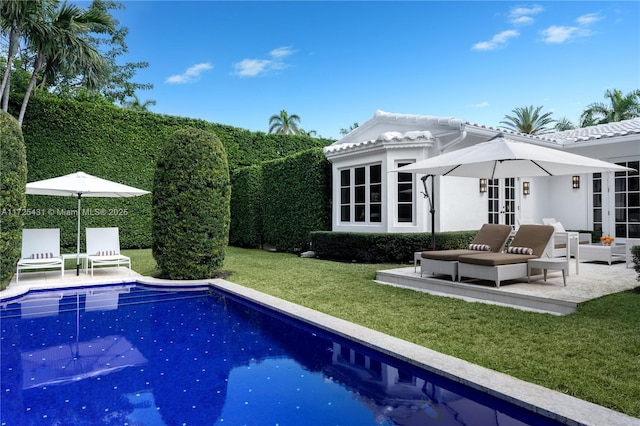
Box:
[324,112,640,237]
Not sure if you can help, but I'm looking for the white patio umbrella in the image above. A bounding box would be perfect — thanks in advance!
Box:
[393,135,634,248]
[26,171,150,275]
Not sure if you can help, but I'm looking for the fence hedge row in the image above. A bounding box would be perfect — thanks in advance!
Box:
[14,95,331,250]
[230,148,332,252]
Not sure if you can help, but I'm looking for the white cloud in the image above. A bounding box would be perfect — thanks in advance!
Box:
[233,46,296,77]
[166,62,213,84]
[576,13,601,26]
[269,46,295,59]
[233,59,272,77]
[472,30,519,50]
[467,101,490,108]
[509,5,543,25]
[541,26,578,43]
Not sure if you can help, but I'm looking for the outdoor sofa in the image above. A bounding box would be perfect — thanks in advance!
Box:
[420,223,513,280]
[457,224,555,287]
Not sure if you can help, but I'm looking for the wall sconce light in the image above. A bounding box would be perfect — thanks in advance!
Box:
[523,181,530,196]
[479,178,487,193]
[572,176,580,189]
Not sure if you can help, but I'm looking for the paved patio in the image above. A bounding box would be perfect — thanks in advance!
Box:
[376,259,639,315]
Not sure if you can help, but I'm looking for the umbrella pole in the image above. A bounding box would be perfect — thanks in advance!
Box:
[76,194,81,276]
[421,175,436,250]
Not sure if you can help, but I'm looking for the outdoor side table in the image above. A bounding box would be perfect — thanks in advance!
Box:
[62,253,89,274]
[528,258,568,286]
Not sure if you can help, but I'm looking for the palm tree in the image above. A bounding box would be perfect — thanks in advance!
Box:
[499,105,555,135]
[123,93,156,111]
[0,0,52,111]
[268,109,301,135]
[579,89,640,127]
[299,128,317,137]
[554,117,575,131]
[339,122,359,136]
[16,1,113,126]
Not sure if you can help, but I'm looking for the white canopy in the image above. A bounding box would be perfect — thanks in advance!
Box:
[394,136,633,178]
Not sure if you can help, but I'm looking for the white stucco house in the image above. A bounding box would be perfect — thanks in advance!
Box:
[323,110,640,241]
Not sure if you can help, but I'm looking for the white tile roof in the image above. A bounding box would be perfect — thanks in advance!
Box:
[325,111,640,156]
[537,118,640,143]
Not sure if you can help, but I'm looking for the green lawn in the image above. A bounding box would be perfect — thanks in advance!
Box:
[123,246,640,419]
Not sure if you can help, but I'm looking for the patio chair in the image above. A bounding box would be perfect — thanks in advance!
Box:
[16,228,64,283]
[420,224,512,280]
[457,224,555,287]
[86,227,131,277]
[541,218,591,258]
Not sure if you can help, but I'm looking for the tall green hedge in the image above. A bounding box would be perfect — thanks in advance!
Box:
[261,148,332,252]
[14,95,330,249]
[0,111,28,289]
[229,165,263,248]
[152,128,230,279]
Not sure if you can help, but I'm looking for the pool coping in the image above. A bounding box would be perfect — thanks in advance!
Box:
[3,275,640,426]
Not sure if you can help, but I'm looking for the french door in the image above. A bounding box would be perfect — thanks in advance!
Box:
[487,178,516,227]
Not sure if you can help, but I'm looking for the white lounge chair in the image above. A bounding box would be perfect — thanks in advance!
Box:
[86,227,131,277]
[16,228,64,283]
[541,218,591,258]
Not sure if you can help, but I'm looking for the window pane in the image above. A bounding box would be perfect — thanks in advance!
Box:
[340,170,350,186]
[370,184,381,202]
[629,176,639,192]
[340,188,350,204]
[615,208,626,222]
[629,208,639,223]
[355,167,365,185]
[615,193,626,208]
[355,186,365,203]
[398,172,412,183]
[355,205,365,222]
[593,179,601,193]
[615,178,626,192]
[593,194,602,207]
[630,225,640,238]
[398,183,412,202]
[629,161,639,175]
[398,204,412,222]
[630,193,639,207]
[340,206,350,221]
[615,224,626,238]
[370,204,382,222]
[594,209,602,222]
[370,165,381,183]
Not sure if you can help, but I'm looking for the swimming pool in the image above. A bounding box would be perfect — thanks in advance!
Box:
[1,283,564,425]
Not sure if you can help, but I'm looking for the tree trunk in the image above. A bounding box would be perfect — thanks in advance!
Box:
[0,27,20,111]
[17,53,44,127]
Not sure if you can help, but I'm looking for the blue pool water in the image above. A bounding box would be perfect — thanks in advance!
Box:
[1,284,563,425]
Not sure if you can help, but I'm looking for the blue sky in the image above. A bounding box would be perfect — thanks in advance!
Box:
[106,1,639,139]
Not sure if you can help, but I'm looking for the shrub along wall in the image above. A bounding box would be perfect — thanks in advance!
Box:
[229,165,263,248]
[230,148,332,252]
[15,95,330,250]
[310,230,478,263]
[0,111,27,289]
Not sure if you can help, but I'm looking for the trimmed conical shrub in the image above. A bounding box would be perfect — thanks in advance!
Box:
[152,128,230,279]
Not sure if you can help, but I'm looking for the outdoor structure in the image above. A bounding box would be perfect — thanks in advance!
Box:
[323,110,640,241]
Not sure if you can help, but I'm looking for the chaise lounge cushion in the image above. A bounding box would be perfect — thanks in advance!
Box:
[421,223,513,260]
[459,224,554,265]
[456,252,536,266]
